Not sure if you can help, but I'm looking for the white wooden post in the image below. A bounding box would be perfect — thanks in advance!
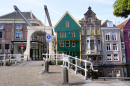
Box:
[68,56,70,69]
[85,60,87,80]
[3,54,6,66]
[56,53,58,65]
[46,53,47,61]
[62,53,64,66]
[75,56,78,74]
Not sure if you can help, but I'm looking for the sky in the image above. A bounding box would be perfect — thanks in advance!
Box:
[0,0,129,26]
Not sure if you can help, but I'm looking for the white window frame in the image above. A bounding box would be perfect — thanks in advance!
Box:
[105,32,110,41]
[121,42,125,49]
[112,32,117,41]
[16,25,22,29]
[113,44,118,51]
[0,25,3,29]
[114,54,119,61]
[106,44,111,51]
[108,70,113,77]
[16,31,21,39]
[107,54,112,61]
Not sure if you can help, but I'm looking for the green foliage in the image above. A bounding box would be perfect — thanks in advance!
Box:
[113,0,130,18]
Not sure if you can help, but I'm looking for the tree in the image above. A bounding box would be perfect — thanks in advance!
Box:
[113,0,130,18]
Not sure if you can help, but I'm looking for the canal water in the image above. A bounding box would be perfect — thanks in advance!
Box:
[78,66,130,79]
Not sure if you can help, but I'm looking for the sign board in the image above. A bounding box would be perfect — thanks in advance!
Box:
[46,34,52,42]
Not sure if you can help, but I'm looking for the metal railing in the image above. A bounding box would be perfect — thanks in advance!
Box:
[42,53,98,80]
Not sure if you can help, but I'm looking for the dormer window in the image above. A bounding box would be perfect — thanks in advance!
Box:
[66,21,69,27]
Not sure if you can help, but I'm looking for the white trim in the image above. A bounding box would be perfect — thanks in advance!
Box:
[114,54,119,61]
[16,25,22,29]
[101,27,120,30]
[107,54,112,61]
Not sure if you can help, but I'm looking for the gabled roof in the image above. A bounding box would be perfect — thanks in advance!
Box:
[0,12,37,19]
[117,19,129,29]
[54,11,81,29]
[101,20,116,27]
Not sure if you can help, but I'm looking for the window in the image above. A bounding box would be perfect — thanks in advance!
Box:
[105,32,110,41]
[72,41,75,47]
[66,21,69,27]
[107,54,112,61]
[108,71,113,77]
[0,25,3,29]
[89,19,92,23]
[0,31,2,38]
[66,41,70,47]
[72,32,75,37]
[16,31,21,38]
[99,57,102,61]
[16,25,21,29]
[81,28,84,35]
[106,44,111,51]
[5,44,9,52]
[91,27,94,35]
[97,28,100,35]
[0,44,1,52]
[98,40,101,50]
[87,28,90,35]
[114,54,119,61]
[128,32,130,40]
[112,32,117,41]
[87,40,90,50]
[33,34,37,39]
[115,70,120,77]
[60,32,66,37]
[113,44,118,51]
[93,57,96,61]
[60,41,64,47]
[123,54,126,59]
[121,42,125,49]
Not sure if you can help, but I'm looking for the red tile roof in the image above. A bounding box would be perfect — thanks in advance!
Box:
[117,19,128,29]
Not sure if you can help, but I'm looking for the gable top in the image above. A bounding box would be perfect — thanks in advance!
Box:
[54,11,81,28]
[0,12,37,19]
[117,19,129,29]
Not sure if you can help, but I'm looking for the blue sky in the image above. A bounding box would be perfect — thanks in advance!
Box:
[0,0,129,26]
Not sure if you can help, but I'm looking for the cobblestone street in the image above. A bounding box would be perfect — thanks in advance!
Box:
[0,61,130,86]
[0,61,44,86]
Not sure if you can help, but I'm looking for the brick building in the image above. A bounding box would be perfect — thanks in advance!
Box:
[79,7,102,65]
[0,12,47,60]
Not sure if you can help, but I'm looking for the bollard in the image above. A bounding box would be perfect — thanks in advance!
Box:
[61,67,70,86]
[44,61,49,73]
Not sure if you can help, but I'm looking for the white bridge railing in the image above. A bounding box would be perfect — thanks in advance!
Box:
[43,53,98,80]
[0,54,29,66]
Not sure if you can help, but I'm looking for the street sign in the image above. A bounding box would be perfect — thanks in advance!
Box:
[46,34,52,42]
[21,44,24,47]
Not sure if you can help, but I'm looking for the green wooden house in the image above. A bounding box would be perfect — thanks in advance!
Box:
[54,11,81,59]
